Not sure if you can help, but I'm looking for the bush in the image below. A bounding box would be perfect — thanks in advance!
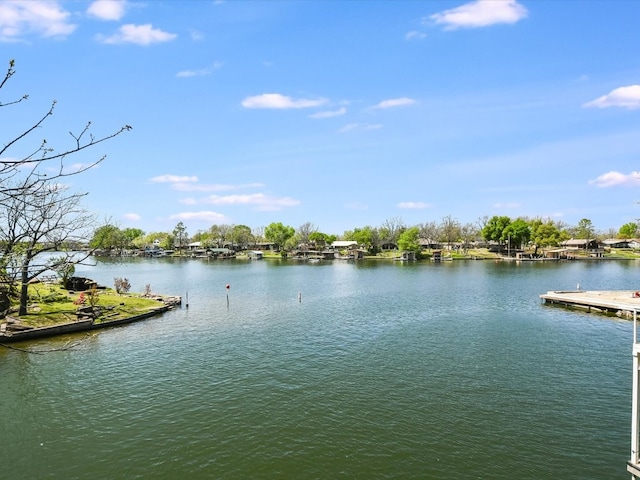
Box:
[114,277,131,294]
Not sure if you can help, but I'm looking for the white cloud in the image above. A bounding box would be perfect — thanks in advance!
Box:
[241,93,327,109]
[87,0,127,21]
[97,23,177,45]
[398,202,431,209]
[150,174,198,183]
[0,0,76,41]
[123,213,141,221]
[309,107,347,119]
[338,123,382,133]
[190,29,204,41]
[204,193,300,211]
[405,31,426,41]
[583,85,640,110]
[589,171,640,188]
[169,211,228,223]
[493,202,521,209]
[176,62,223,78]
[429,0,528,30]
[173,182,264,192]
[372,97,416,109]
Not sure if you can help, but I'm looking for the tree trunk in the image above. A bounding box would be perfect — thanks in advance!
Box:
[18,263,29,316]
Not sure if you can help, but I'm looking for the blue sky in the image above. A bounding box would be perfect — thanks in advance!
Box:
[2,0,640,237]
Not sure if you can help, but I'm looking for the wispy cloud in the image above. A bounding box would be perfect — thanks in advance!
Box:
[589,171,640,188]
[190,29,204,41]
[309,107,347,119]
[372,97,416,109]
[203,193,300,211]
[583,85,640,110]
[428,0,528,30]
[169,211,229,223]
[0,0,76,41]
[241,93,327,109]
[405,30,426,41]
[173,182,264,192]
[123,213,141,221]
[97,23,177,45]
[339,123,382,134]
[176,62,223,78]
[150,174,198,183]
[493,202,522,209]
[398,202,432,209]
[87,0,127,21]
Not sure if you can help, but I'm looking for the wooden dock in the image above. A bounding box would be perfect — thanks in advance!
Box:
[540,290,640,318]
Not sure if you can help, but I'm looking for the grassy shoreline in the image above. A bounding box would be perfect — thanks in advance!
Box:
[3,283,177,330]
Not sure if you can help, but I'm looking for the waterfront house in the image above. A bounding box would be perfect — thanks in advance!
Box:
[561,238,603,257]
[602,238,630,249]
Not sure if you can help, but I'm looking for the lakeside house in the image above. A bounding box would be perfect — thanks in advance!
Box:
[561,238,603,257]
[602,238,631,249]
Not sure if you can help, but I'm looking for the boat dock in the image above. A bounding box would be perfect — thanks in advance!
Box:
[540,290,640,318]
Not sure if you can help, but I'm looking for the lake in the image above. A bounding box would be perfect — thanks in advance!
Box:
[1,258,638,479]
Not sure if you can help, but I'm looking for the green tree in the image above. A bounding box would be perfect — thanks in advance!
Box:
[481,216,512,243]
[90,224,124,251]
[346,226,379,254]
[619,222,638,239]
[530,219,567,247]
[502,219,531,249]
[264,222,295,251]
[173,222,188,253]
[398,227,420,253]
[143,232,174,250]
[230,224,253,249]
[309,231,328,247]
[575,218,594,239]
[122,228,144,248]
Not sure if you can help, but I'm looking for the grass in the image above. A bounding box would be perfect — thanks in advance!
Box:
[11,283,167,328]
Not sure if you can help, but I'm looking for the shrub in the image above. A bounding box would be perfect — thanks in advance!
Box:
[114,277,131,294]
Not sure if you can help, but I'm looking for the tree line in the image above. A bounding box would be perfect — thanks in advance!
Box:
[89,215,639,256]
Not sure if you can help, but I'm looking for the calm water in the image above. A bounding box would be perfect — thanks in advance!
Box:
[1,258,638,479]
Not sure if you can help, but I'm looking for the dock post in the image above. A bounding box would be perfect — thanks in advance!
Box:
[629,309,640,479]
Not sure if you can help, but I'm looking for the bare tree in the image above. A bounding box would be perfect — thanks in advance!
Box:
[296,222,318,245]
[476,215,490,231]
[0,181,95,315]
[460,222,479,253]
[0,59,130,315]
[439,215,461,248]
[252,226,265,244]
[380,217,405,248]
[418,221,441,248]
